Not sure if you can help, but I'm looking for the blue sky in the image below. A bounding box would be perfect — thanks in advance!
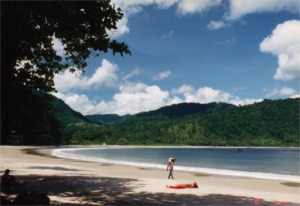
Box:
[53,0,300,115]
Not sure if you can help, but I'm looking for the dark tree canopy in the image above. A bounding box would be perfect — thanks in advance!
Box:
[2,0,130,92]
[1,1,131,144]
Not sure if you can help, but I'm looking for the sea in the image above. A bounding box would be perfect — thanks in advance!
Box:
[52,147,300,182]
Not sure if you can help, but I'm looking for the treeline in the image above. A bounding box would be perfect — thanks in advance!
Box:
[2,94,299,146]
[63,98,299,146]
[1,91,63,145]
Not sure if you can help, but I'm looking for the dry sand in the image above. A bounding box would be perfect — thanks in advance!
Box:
[1,145,300,205]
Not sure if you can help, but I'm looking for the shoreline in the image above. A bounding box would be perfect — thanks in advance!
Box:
[1,146,300,205]
[51,146,300,182]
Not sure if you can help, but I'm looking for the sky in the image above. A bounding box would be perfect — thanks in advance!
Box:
[52,0,300,116]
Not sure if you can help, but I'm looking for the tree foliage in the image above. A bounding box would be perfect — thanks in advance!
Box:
[60,98,300,147]
[1,1,130,144]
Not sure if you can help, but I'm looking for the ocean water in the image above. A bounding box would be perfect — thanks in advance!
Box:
[52,147,300,182]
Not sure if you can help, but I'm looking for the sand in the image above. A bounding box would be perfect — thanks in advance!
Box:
[1,145,300,205]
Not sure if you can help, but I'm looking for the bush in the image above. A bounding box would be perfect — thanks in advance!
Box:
[117,137,128,145]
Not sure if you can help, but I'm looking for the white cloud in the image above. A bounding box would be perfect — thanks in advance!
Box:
[52,36,65,56]
[111,83,170,114]
[196,87,231,103]
[53,60,279,116]
[53,82,170,115]
[290,94,300,99]
[53,92,97,115]
[53,81,266,115]
[154,0,179,9]
[260,20,300,81]
[229,98,263,106]
[111,0,223,37]
[152,70,172,81]
[172,85,231,103]
[172,85,263,106]
[228,0,299,20]
[107,15,130,39]
[176,0,222,15]
[87,59,119,88]
[167,96,184,105]
[264,86,298,97]
[54,70,88,92]
[54,59,119,92]
[208,0,299,30]
[172,84,195,94]
[112,0,222,15]
[122,68,143,81]
[111,0,155,14]
[109,0,299,35]
[207,20,228,30]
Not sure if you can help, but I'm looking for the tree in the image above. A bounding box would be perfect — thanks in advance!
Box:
[1,1,131,143]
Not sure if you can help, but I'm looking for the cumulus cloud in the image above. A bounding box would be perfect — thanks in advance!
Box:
[111,82,170,114]
[207,0,299,30]
[176,0,222,15]
[112,0,222,15]
[54,70,87,92]
[107,16,130,39]
[54,81,264,115]
[87,59,119,88]
[264,86,298,98]
[53,82,170,115]
[290,94,300,99]
[109,0,299,36]
[229,98,263,106]
[171,85,263,106]
[260,20,300,81]
[228,0,299,20]
[172,84,194,94]
[53,61,271,116]
[152,71,172,81]
[52,92,95,115]
[172,85,232,103]
[54,59,119,92]
[110,0,223,36]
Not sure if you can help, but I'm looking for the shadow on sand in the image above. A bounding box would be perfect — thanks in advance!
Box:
[1,174,299,206]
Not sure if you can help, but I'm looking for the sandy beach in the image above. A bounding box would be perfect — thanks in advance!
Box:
[1,146,300,205]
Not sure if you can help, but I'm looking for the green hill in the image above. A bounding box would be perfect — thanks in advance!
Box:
[60,97,299,146]
[47,94,92,124]
[137,102,235,118]
[10,93,296,146]
[85,114,127,123]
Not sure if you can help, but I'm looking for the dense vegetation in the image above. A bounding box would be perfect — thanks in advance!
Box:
[3,92,299,146]
[58,97,299,147]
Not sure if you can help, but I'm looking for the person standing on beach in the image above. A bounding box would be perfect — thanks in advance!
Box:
[166,157,176,179]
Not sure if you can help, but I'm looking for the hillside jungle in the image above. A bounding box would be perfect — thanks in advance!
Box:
[2,92,299,147]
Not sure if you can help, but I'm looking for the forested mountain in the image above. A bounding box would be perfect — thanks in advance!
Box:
[3,93,299,146]
[137,102,235,118]
[57,97,299,146]
[47,94,92,124]
[85,114,127,123]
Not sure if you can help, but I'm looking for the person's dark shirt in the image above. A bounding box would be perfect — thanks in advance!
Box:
[2,173,16,187]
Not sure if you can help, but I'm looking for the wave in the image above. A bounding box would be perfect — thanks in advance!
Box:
[52,148,300,183]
